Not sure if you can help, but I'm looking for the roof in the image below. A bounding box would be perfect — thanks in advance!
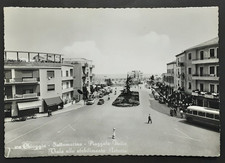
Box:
[175,52,185,57]
[185,37,218,51]
[187,105,219,115]
[166,60,176,65]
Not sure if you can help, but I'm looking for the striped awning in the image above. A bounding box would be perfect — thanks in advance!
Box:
[17,101,42,111]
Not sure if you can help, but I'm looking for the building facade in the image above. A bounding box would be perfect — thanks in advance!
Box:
[4,51,65,117]
[188,37,219,109]
[163,37,219,109]
[61,65,74,105]
[63,58,94,101]
[163,61,176,95]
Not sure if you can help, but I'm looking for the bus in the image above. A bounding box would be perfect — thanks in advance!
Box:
[185,105,220,128]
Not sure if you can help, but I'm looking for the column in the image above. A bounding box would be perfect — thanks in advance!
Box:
[11,69,16,96]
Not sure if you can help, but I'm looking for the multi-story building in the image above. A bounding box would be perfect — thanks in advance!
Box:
[63,58,94,101]
[163,61,176,95]
[187,37,219,109]
[61,65,74,105]
[4,51,64,117]
[164,37,219,109]
[175,52,186,91]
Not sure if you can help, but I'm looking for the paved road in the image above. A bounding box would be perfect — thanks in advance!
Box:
[5,86,220,157]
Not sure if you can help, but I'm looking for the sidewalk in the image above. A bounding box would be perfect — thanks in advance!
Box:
[4,100,85,123]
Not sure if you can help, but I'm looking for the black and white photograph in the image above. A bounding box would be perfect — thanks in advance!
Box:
[3,7,220,157]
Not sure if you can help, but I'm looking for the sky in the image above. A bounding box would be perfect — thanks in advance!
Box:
[4,7,218,74]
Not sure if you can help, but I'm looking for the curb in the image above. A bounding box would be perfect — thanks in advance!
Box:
[4,101,85,123]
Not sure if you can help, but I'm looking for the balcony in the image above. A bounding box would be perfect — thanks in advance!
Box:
[177,62,184,67]
[192,91,219,99]
[4,93,39,101]
[62,87,74,94]
[62,76,73,81]
[192,74,219,81]
[192,57,219,65]
[205,93,219,99]
[4,78,39,85]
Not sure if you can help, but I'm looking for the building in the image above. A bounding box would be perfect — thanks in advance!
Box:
[128,70,143,84]
[164,37,219,109]
[61,64,74,105]
[4,51,64,117]
[63,58,94,101]
[175,52,186,91]
[163,61,176,95]
[187,37,219,109]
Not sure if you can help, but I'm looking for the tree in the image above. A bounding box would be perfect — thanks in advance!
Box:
[105,78,113,86]
[125,75,133,94]
[150,75,155,81]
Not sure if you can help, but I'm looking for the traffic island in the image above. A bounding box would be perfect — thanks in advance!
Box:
[112,91,140,107]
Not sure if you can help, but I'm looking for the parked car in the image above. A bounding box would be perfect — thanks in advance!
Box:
[97,98,105,105]
[158,96,165,104]
[86,98,95,105]
[98,93,104,98]
[154,92,160,100]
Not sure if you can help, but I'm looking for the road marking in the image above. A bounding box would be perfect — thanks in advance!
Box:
[57,124,76,134]
[5,117,59,144]
[57,125,69,134]
[5,147,11,158]
[6,124,31,133]
[69,124,76,131]
[175,128,200,142]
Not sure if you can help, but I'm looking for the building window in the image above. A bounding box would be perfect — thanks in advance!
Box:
[188,82,192,89]
[217,48,219,58]
[70,69,73,76]
[200,51,204,60]
[210,84,215,93]
[200,83,204,92]
[66,82,69,88]
[210,49,215,58]
[22,71,33,78]
[217,85,219,93]
[216,66,219,77]
[47,71,54,79]
[66,71,69,77]
[188,53,192,60]
[188,68,192,75]
[209,66,215,75]
[47,84,55,91]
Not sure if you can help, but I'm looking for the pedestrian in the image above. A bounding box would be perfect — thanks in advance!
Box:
[112,128,116,139]
[180,109,184,118]
[147,114,152,124]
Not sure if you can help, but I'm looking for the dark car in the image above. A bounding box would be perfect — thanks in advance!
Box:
[86,98,95,105]
[98,93,104,98]
[97,98,105,105]
[158,96,165,104]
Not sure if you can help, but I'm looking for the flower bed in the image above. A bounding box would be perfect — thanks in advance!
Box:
[112,91,140,107]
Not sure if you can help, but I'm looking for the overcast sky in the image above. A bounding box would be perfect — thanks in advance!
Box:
[4,7,218,74]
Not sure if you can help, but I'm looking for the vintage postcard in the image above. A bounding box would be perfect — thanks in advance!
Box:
[4,7,219,157]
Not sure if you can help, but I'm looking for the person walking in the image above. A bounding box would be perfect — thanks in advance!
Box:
[147,114,152,124]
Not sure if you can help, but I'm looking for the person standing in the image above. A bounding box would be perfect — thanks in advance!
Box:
[147,114,152,124]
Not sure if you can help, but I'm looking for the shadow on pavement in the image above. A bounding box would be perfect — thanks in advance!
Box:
[178,119,220,132]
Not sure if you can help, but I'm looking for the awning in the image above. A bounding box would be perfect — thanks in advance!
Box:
[44,96,63,107]
[18,101,42,111]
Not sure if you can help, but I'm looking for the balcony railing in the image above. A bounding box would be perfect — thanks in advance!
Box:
[4,78,39,84]
[192,74,219,81]
[192,91,219,99]
[192,57,219,64]
[177,62,184,67]
[62,76,73,81]
[4,93,39,101]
